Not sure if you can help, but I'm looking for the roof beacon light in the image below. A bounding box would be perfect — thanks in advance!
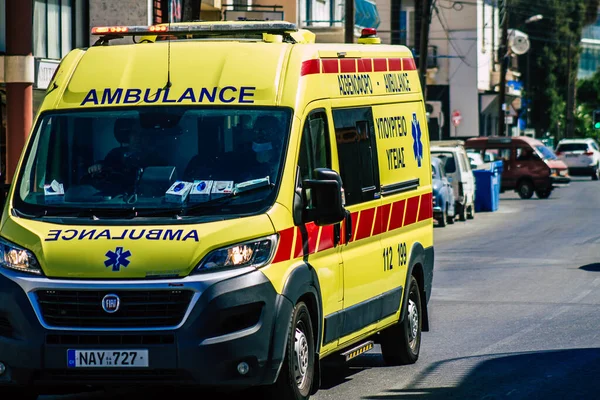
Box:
[91,26,129,34]
[149,25,169,32]
[358,28,381,44]
[361,28,377,37]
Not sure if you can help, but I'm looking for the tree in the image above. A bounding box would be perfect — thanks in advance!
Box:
[575,70,600,139]
[512,0,599,139]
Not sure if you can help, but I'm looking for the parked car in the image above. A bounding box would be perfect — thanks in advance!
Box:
[466,150,485,169]
[555,138,600,180]
[465,136,570,199]
[432,156,456,227]
[430,143,476,221]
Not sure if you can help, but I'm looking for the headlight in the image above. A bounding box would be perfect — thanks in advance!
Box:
[0,237,43,275]
[550,168,558,176]
[193,234,278,274]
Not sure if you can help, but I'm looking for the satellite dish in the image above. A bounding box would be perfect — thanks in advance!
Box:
[508,29,530,55]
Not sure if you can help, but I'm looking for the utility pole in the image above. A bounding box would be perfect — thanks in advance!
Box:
[566,35,575,138]
[391,0,403,45]
[497,0,509,136]
[5,0,33,184]
[345,0,355,43]
[418,0,432,98]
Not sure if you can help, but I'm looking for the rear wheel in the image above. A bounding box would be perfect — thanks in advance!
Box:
[517,180,534,199]
[592,165,599,181]
[457,203,467,221]
[380,276,422,365]
[267,302,315,400]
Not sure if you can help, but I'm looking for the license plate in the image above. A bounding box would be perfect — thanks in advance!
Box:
[67,349,149,368]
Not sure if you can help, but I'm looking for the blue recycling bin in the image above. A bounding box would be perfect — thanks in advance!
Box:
[473,163,501,212]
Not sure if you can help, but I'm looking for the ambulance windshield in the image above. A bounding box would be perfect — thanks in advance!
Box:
[14,106,292,219]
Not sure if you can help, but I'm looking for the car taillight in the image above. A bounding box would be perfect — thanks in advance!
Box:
[555,151,562,156]
[584,151,594,156]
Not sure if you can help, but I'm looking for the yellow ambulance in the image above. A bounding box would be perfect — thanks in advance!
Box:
[0,21,434,399]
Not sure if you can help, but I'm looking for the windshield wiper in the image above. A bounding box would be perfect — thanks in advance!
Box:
[13,207,139,220]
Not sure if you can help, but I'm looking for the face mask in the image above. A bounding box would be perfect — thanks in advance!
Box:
[252,142,273,153]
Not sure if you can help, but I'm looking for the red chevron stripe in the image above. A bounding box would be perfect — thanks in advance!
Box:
[389,199,406,231]
[318,224,335,251]
[273,227,294,263]
[355,208,375,241]
[418,192,433,221]
[404,196,420,226]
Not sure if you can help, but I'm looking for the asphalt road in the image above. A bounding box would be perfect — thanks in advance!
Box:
[42,178,600,399]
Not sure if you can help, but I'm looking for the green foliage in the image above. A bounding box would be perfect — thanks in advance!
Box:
[575,70,600,138]
[513,0,599,139]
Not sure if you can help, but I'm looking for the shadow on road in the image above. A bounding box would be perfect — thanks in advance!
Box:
[580,263,600,272]
[360,348,600,400]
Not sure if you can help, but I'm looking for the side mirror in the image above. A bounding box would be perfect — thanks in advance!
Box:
[302,168,345,226]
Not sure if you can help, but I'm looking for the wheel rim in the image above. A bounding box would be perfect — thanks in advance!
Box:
[294,323,309,388]
[520,183,531,197]
[407,298,419,351]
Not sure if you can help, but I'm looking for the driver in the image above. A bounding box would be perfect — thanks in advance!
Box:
[87,118,164,194]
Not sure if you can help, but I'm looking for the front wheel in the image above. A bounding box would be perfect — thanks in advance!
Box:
[437,208,447,227]
[467,204,475,219]
[517,180,534,199]
[0,387,38,400]
[268,302,315,400]
[380,276,422,365]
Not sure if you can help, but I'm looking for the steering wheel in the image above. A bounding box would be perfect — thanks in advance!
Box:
[84,165,134,187]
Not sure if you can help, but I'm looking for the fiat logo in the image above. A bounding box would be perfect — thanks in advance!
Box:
[101,294,120,314]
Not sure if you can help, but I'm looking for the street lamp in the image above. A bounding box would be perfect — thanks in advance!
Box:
[525,14,543,24]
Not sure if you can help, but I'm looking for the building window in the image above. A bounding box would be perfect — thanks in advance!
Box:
[154,0,183,24]
[33,0,74,60]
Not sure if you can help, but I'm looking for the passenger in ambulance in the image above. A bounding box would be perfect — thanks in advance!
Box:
[237,115,282,183]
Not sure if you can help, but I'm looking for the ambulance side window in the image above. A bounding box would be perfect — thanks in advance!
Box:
[332,107,380,206]
[298,110,331,184]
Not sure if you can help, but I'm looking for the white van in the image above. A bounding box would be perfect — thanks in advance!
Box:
[431,144,476,221]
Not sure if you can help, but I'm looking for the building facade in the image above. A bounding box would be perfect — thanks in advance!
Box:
[579,14,600,79]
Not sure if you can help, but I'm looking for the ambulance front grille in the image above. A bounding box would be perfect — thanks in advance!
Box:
[36,290,193,328]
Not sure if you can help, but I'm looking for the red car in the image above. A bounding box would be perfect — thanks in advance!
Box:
[465,136,570,199]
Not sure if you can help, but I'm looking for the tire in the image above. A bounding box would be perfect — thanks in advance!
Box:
[268,302,315,400]
[592,165,599,181]
[380,275,422,365]
[517,180,534,199]
[535,189,552,199]
[467,204,475,219]
[437,207,447,227]
[446,204,455,225]
[0,388,37,400]
[458,203,467,221]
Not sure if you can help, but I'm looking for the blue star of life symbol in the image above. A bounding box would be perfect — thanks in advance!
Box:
[104,247,131,272]
[411,113,423,167]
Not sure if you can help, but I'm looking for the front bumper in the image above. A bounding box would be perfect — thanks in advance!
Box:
[0,268,292,388]
[551,175,571,186]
